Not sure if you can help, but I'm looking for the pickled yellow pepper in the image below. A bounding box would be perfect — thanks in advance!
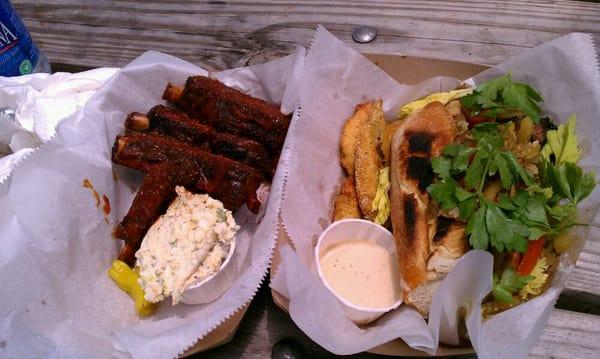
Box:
[107,260,157,317]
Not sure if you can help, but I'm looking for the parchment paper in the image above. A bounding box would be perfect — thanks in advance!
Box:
[0,49,302,359]
[272,26,600,357]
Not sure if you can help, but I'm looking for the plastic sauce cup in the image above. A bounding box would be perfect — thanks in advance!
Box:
[181,239,237,305]
[315,219,404,325]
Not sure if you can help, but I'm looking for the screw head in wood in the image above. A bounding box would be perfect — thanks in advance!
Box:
[352,25,377,43]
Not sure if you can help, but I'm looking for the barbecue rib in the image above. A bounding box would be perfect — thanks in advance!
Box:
[162,76,290,151]
[115,163,178,266]
[112,132,263,213]
[125,105,275,177]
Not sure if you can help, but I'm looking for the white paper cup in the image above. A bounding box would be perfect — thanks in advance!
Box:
[180,240,237,305]
[314,219,404,325]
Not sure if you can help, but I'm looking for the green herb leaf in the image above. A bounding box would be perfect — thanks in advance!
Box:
[455,187,476,201]
[485,204,530,253]
[541,115,581,165]
[510,227,530,253]
[472,123,504,148]
[458,196,477,220]
[477,73,510,100]
[502,83,542,123]
[520,194,549,227]
[428,179,459,210]
[547,203,576,223]
[492,267,534,303]
[461,73,543,123]
[494,154,512,189]
[467,204,489,250]
[528,227,547,241]
[492,279,515,304]
[431,157,452,179]
[441,143,476,174]
[540,160,596,205]
[465,150,488,190]
[526,185,553,199]
[485,205,506,252]
[568,162,596,203]
[503,152,534,187]
[497,193,516,211]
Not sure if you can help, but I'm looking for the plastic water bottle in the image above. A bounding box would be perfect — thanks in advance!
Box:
[0,1,51,76]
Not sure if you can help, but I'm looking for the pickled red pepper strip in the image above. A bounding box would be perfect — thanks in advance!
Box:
[517,237,545,275]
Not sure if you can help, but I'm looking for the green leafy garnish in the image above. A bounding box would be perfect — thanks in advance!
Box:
[428,178,460,211]
[461,73,543,123]
[427,75,596,262]
[540,160,596,205]
[541,115,581,164]
[428,122,538,252]
[492,267,534,303]
[466,205,489,250]
[485,204,530,253]
[538,119,595,207]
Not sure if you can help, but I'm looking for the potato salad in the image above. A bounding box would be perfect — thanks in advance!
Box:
[136,186,239,304]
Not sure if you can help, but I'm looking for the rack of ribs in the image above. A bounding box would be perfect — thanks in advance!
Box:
[112,132,263,213]
[162,76,290,152]
[125,105,275,177]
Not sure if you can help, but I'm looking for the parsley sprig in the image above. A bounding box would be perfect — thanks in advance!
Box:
[461,73,543,123]
[428,123,538,253]
[492,267,534,304]
[428,117,596,256]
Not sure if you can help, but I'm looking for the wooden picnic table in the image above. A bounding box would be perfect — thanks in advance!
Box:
[12,0,600,357]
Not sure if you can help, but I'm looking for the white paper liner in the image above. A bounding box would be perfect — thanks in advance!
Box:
[0,49,302,358]
[0,68,119,184]
[273,27,600,357]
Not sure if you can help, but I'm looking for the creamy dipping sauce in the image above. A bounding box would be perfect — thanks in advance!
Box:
[319,240,401,308]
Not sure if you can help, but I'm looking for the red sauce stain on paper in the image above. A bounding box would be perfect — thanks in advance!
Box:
[82,179,100,207]
[83,179,112,225]
[102,194,111,215]
[102,194,111,224]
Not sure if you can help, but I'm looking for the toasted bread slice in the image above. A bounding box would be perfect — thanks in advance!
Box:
[390,102,457,291]
[406,279,441,316]
[332,176,361,221]
[354,100,385,220]
[427,218,468,276]
[406,219,468,317]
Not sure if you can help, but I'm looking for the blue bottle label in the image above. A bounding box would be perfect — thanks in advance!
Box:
[0,2,40,76]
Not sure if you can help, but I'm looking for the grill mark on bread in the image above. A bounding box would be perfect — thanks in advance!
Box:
[404,194,417,244]
[433,217,455,242]
[407,131,434,154]
[406,156,434,192]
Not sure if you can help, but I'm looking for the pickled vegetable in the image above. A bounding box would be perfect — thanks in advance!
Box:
[517,116,534,144]
[554,232,576,254]
[108,260,157,316]
[483,180,502,202]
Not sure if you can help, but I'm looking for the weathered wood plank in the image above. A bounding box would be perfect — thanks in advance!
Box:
[566,240,600,298]
[530,309,600,359]
[11,0,600,70]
